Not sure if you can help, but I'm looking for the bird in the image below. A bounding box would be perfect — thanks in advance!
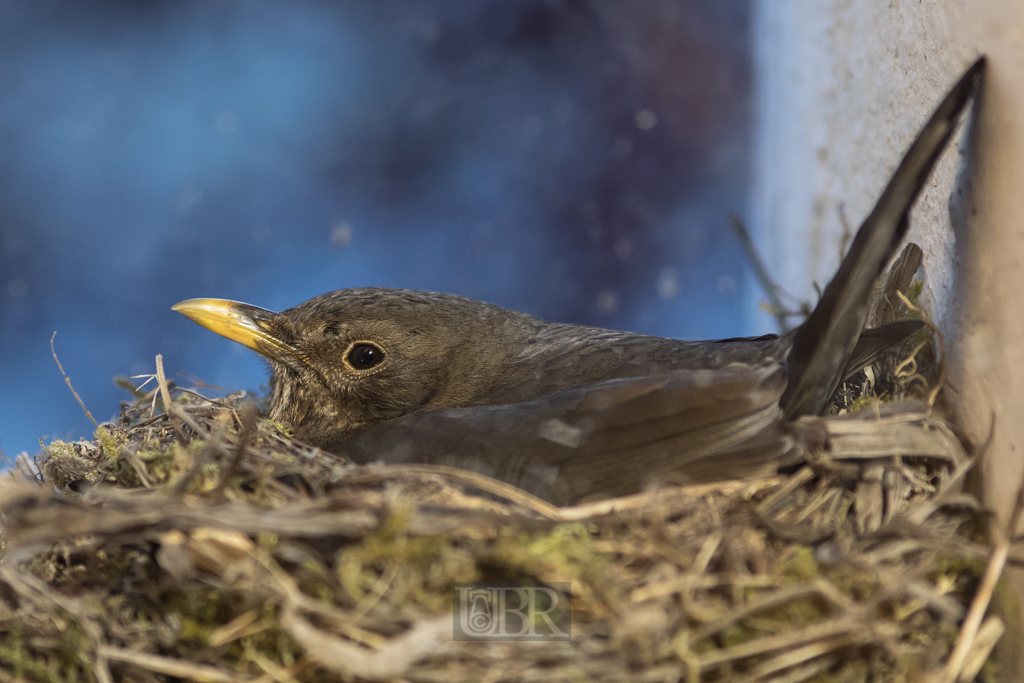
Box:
[174,58,984,505]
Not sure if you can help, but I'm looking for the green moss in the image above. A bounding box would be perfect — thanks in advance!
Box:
[15,364,993,681]
[904,279,924,312]
[261,419,293,437]
[493,523,605,579]
[336,508,478,608]
[930,554,986,580]
[138,438,208,488]
[0,642,68,682]
[846,394,882,413]
[93,425,125,459]
[180,617,214,644]
[0,621,101,682]
[822,563,879,603]
[718,622,760,648]
[780,546,819,583]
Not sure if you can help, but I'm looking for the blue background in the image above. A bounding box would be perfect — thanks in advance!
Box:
[0,0,753,457]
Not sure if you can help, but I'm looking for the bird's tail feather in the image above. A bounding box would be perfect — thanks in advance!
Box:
[781,57,985,418]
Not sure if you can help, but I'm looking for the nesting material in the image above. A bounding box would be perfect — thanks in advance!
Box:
[0,341,1009,683]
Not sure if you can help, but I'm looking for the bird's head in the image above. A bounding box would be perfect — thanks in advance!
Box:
[172,288,519,447]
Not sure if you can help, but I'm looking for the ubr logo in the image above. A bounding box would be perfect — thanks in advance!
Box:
[453,583,571,641]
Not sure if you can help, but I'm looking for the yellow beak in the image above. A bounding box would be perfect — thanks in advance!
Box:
[172,298,303,363]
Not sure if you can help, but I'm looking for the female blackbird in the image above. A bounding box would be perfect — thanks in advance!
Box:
[174,58,984,504]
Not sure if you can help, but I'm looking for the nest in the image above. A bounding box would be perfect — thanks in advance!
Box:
[0,338,1013,682]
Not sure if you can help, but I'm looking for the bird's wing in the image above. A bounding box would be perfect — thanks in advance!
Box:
[331,362,799,505]
[781,58,985,418]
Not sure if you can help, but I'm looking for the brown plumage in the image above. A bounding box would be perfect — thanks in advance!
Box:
[174,58,984,504]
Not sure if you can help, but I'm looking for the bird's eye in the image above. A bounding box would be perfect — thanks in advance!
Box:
[347,343,384,370]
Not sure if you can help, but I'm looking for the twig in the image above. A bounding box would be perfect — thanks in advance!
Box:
[207,610,264,648]
[254,550,388,647]
[281,604,450,681]
[169,401,210,435]
[50,331,98,427]
[630,570,776,603]
[907,417,993,525]
[14,453,40,482]
[174,413,230,496]
[737,638,847,683]
[559,479,756,521]
[756,466,815,515]
[342,464,565,520]
[212,402,259,498]
[349,563,400,623]
[936,457,1024,682]
[728,212,790,332]
[695,618,862,669]
[98,646,241,683]
[0,567,114,683]
[173,385,238,410]
[176,370,225,391]
[120,445,154,489]
[155,354,187,444]
[687,579,854,647]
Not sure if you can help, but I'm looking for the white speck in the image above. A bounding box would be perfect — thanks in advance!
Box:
[522,116,544,137]
[656,267,678,299]
[7,278,28,299]
[613,237,633,260]
[612,137,633,158]
[717,275,737,294]
[634,109,657,130]
[596,289,619,315]
[251,224,272,243]
[554,100,574,125]
[419,19,440,42]
[178,186,203,209]
[331,222,353,248]
[216,110,238,134]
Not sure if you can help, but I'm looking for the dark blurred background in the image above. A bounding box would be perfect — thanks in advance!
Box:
[0,0,753,457]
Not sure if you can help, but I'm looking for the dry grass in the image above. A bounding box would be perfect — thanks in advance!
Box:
[0,307,1014,682]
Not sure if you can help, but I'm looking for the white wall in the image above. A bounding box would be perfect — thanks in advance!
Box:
[751,1,1024,676]
[749,1,969,334]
